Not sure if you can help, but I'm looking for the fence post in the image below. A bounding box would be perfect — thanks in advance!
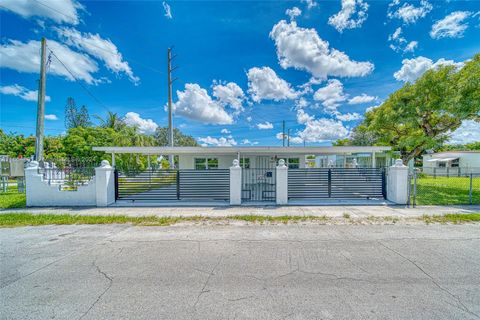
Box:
[114,169,119,201]
[95,160,115,207]
[434,167,436,179]
[469,173,473,205]
[413,170,417,207]
[386,159,409,205]
[176,170,180,200]
[328,169,332,198]
[229,160,242,205]
[276,159,288,205]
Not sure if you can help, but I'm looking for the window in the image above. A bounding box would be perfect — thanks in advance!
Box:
[195,158,218,170]
[438,161,446,168]
[240,158,250,168]
[287,158,300,169]
[451,159,459,168]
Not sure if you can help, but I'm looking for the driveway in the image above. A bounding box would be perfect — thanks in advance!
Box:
[1,224,480,319]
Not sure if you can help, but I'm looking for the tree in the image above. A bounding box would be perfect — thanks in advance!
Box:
[154,127,198,147]
[339,54,480,164]
[65,97,91,129]
[94,111,125,131]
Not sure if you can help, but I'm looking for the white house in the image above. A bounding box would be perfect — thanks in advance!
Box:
[92,146,392,169]
[422,151,480,175]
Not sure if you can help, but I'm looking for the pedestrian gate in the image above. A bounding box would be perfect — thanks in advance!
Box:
[288,168,386,199]
[115,169,230,201]
[242,168,276,202]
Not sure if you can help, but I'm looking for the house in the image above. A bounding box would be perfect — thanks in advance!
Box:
[422,151,480,175]
[92,146,392,169]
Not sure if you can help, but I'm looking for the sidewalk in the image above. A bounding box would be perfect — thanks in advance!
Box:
[1,204,479,218]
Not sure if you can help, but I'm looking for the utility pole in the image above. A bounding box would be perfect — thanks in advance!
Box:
[282,120,285,147]
[35,37,47,163]
[167,47,177,168]
[287,128,291,147]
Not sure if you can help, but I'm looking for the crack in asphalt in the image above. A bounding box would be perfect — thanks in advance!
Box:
[193,256,223,309]
[379,241,480,319]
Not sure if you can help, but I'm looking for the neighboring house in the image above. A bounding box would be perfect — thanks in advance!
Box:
[92,146,393,169]
[422,151,480,174]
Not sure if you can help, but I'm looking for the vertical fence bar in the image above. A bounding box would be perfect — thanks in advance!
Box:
[327,169,332,198]
[469,173,473,205]
[114,169,119,201]
[381,168,387,198]
[413,170,417,207]
[176,170,180,200]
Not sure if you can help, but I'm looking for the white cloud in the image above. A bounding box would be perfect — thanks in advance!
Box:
[404,41,418,52]
[247,67,298,102]
[173,83,234,125]
[198,136,237,147]
[299,118,350,142]
[0,0,82,24]
[257,122,274,130]
[296,109,314,124]
[212,81,245,112]
[388,0,432,24]
[276,132,304,144]
[241,139,259,145]
[348,93,376,104]
[221,128,231,134]
[449,120,480,144]
[295,97,309,109]
[328,0,369,33]
[388,27,418,53]
[45,114,58,121]
[56,27,139,84]
[270,20,374,79]
[123,112,158,135]
[430,11,471,39]
[246,116,252,122]
[0,39,100,84]
[0,84,51,102]
[366,104,381,113]
[301,0,317,10]
[163,2,172,19]
[335,112,362,121]
[394,56,464,82]
[313,79,347,109]
[286,7,302,20]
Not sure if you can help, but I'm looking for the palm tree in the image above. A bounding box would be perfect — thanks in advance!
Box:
[94,112,125,131]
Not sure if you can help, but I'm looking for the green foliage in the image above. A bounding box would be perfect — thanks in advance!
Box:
[65,97,91,129]
[154,127,198,147]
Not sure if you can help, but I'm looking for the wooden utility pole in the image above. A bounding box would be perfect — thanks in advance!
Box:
[287,128,291,147]
[35,37,47,162]
[167,48,176,168]
[282,120,285,147]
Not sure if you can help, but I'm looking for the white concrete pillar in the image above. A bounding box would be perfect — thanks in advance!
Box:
[25,161,42,207]
[229,159,242,205]
[95,160,115,207]
[276,159,288,205]
[387,159,409,205]
[372,152,376,168]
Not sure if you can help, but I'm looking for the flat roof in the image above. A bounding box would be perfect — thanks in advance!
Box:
[92,146,391,155]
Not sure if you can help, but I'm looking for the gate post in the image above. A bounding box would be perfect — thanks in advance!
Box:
[95,160,115,207]
[276,159,288,205]
[386,159,409,205]
[229,159,242,205]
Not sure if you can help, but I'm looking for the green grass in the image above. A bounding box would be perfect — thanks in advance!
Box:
[0,213,330,228]
[0,187,26,209]
[421,213,480,224]
[414,176,480,205]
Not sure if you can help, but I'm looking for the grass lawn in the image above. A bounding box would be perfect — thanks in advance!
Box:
[421,213,480,224]
[414,176,480,205]
[0,187,26,209]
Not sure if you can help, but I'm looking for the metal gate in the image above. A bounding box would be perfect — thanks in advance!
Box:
[242,168,276,202]
[115,169,229,201]
[288,168,385,199]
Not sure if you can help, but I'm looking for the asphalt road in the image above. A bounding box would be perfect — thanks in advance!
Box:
[1,223,480,320]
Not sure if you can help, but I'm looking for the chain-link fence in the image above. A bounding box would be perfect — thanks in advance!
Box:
[409,168,480,206]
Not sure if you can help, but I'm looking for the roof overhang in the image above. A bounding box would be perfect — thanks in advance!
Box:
[92,146,391,155]
[427,157,458,162]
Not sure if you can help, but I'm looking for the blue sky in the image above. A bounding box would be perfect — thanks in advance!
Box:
[1,0,480,146]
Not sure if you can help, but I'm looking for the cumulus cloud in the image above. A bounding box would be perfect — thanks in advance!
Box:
[256,121,274,130]
[198,136,237,147]
[163,2,172,19]
[221,128,231,134]
[296,109,314,124]
[123,112,158,135]
[173,83,234,125]
[45,114,58,120]
[0,84,51,102]
[366,104,381,113]
[430,11,471,39]
[276,132,304,144]
[56,27,139,84]
[313,79,347,109]
[301,0,317,10]
[270,20,374,79]
[241,139,259,145]
[246,116,252,122]
[286,7,302,20]
[328,0,369,33]
[388,27,418,53]
[0,39,100,84]
[299,118,349,142]
[0,0,83,24]
[348,93,376,104]
[247,67,298,102]
[449,120,480,144]
[388,0,432,24]
[394,56,464,82]
[335,112,362,121]
[212,81,245,112]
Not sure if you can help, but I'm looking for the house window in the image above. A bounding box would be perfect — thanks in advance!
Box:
[438,161,446,168]
[195,158,218,170]
[287,158,300,169]
[240,158,250,168]
[451,159,459,168]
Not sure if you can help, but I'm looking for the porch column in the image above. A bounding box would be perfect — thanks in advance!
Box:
[372,152,376,168]
[276,159,288,205]
[229,159,242,205]
[111,152,116,167]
